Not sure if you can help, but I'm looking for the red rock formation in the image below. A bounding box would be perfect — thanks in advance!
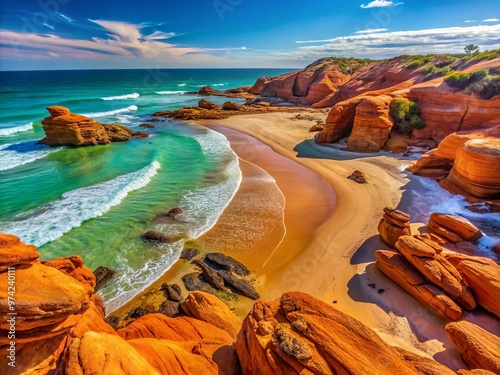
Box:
[375,250,463,320]
[316,98,360,143]
[0,233,39,272]
[40,106,146,147]
[444,253,500,318]
[428,213,482,242]
[446,321,500,374]
[347,96,394,152]
[378,207,412,248]
[441,138,500,200]
[235,291,435,374]
[395,236,476,310]
[181,291,241,339]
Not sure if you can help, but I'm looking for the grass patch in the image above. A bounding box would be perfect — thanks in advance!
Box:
[420,64,452,78]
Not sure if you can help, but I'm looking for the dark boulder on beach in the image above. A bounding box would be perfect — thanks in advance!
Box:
[182,272,218,294]
[205,252,251,276]
[142,231,177,244]
[192,259,229,292]
[347,170,368,184]
[161,283,183,302]
[218,270,260,300]
[180,248,200,261]
[93,266,116,292]
[199,99,218,110]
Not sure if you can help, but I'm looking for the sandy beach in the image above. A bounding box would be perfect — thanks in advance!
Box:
[112,111,498,371]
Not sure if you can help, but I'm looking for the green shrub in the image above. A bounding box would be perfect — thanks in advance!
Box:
[389,99,426,136]
[420,64,452,78]
[470,49,500,61]
[406,59,424,69]
[445,69,489,90]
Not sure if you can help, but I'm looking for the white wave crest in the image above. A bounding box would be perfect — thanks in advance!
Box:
[0,142,55,171]
[101,93,140,101]
[83,105,138,118]
[155,91,187,95]
[178,83,187,87]
[0,122,34,136]
[2,161,161,246]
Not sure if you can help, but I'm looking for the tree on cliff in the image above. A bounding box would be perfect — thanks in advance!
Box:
[464,44,479,55]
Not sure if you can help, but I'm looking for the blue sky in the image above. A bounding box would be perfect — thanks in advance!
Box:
[0,0,499,70]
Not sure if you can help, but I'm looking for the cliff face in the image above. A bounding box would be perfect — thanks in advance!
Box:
[316,56,500,152]
[250,57,372,106]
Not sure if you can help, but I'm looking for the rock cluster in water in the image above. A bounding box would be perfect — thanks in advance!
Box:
[40,106,147,147]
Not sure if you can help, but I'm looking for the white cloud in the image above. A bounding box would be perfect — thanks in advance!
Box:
[290,24,500,63]
[360,1,403,9]
[482,18,500,22]
[355,28,388,34]
[464,20,476,23]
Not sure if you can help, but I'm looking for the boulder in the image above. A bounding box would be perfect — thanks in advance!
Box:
[444,253,500,318]
[198,98,218,110]
[142,231,178,244]
[157,300,182,317]
[102,123,147,142]
[375,250,462,320]
[117,314,233,344]
[395,347,457,375]
[218,269,260,300]
[180,248,200,261]
[347,170,368,184]
[182,272,218,294]
[192,259,229,292]
[234,291,423,374]
[396,236,476,310]
[0,233,39,272]
[93,265,116,292]
[222,101,244,111]
[446,321,500,374]
[205,252,251,276]
[41,255,96,293]
[378,208,411,248]
[160,283,183,302]
[429,213,482,242]
[65,332,159,375]
[316,99,359,143]
[181,292,241,339]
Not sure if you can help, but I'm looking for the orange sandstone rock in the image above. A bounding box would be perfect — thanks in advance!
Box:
[429,213,482,242]
[444,253,500,318]
[395,236,476,310]
[378,208,412,248]
[0,233,39,272]
[181,291,241,339]
[42,255,96,293]
[375,250,462,320]
[442,138,500,200]
[446,321,500,374]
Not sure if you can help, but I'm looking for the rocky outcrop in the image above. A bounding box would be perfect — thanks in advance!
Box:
[444,253,500,318]
[205,252,251,277]
[181,291,241,339]
[0,233,39,272]
[93,265,116,292]
[347,95,394,152]
[255,57,370,106]
[378,207,412,248]
[441,138,500,200]
[375,250,462,320]
[235,291,438,374]
[40,106,146,147]
[395,236,476,310]
[446,321,500,374]
[347,170,368,184]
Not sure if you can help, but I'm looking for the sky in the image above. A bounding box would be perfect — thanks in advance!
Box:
[0,0,499,70]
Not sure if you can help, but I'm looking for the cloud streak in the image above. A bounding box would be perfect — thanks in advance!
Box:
[360,1,403,9]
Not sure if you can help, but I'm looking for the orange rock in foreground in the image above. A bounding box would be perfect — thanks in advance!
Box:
[235,291,434,374]
[446,321,500,374]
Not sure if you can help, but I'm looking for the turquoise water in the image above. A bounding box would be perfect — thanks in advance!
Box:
[0,68,293,310]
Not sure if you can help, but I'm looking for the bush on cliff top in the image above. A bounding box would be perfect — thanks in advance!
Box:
[420,64,452,79]
[445,70,488,90]
[465,76,500,99]
[389,99,426,136]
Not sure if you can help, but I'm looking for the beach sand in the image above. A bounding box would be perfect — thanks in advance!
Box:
[113,111,498,370]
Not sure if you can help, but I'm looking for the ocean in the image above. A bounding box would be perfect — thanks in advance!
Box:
[0,68,293,311]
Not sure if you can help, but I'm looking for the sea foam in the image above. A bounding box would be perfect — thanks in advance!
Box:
[155,91,187,95]
[0,141,54,171]
[1,160,161,246]
[0,122,34,136]
[101,93,140,101]
[83,105,138,118]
